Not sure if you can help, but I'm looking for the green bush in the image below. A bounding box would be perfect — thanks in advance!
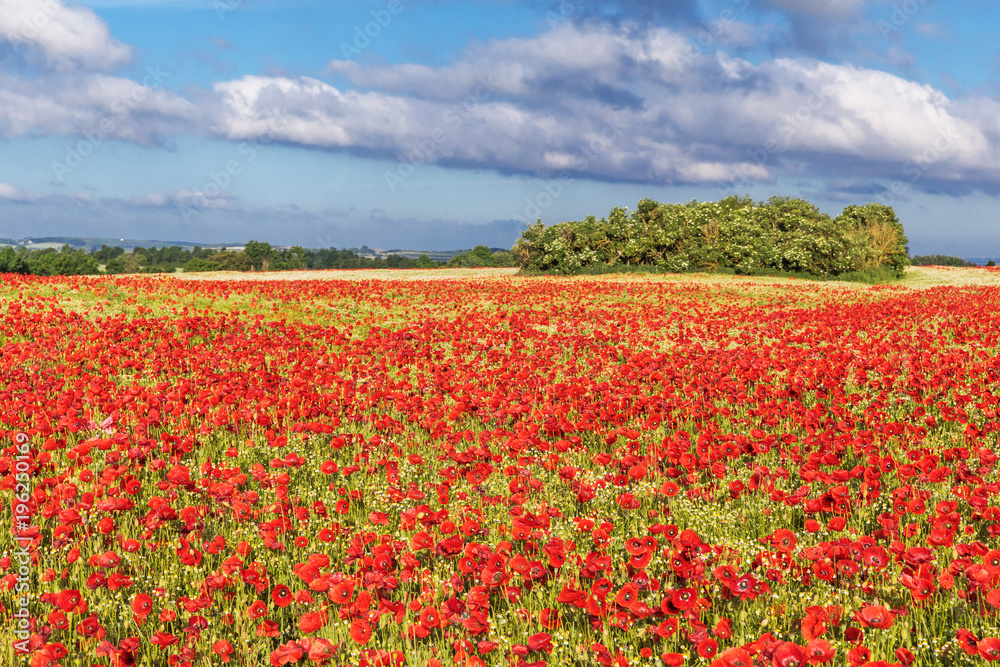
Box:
[514,197,909,279]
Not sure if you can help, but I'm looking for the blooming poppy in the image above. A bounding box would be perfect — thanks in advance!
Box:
[350,618,373,645]
[213,640,235,663]
[978,638,1000,661]
[697,639,718,659]
[330,581,354,605]
[720,647,753,667]
[131,593,152,618]
[298,611,325,634]
[271,584,293,608]
[772,642,805,667]
[855,604,893,629]
[804,639,835,664]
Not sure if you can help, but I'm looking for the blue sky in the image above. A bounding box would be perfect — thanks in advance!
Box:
[1,0,998,254]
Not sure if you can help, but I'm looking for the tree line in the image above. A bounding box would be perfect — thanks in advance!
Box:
[910,255,993,268]
[0,241,517,276]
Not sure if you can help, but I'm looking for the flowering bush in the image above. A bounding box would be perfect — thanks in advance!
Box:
[514,197,908,278]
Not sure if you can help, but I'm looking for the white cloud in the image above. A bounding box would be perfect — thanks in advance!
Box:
[914,22,945,39]
[0,71,199,144]
[207,23,1000,192]
[0,0,131,70]
[122,189,241,211]
[0,182,44,202]
[1,14,996,196]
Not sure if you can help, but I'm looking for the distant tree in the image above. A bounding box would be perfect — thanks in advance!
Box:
[490,250,518,267]
[0,247,28,274]
[93,244,125,263]
[27,247,98,276]
[105,257,127,274]
[274,246,307,270]
[244,240,275,271]
[211,249,252,271]
[448,245,516,268]
[121,253,145,273]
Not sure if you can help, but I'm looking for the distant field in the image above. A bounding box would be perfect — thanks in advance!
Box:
[171,264,1000,289]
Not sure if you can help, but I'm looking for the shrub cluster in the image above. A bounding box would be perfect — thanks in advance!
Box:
[513,196,909,277]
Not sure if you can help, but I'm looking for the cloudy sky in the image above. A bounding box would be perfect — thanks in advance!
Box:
[0,0,998,254]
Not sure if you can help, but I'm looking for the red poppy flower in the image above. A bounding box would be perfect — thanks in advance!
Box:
[419,606,440,629]
[131,593,152,617]
[671,587,697,611]
[720,647,753,667]
[862,546,889,569]
[615,583,639,610]
[256,620,281,638]
[330,581,354,605]
[980,638,1000,661]
[697,639,718,659]
[771,529,796,553]
[528,633,553,654]
[298,611,325,634]
[350,618,373,645]
[76,615,105,639]
[539,607,561,629]
[773,642,805,667]
[213,640,235,663]
[56,589,82,612]
[804,639,835,664]
[411,531,434,551]
[855,604,893,629]
[271,584,292,608]
[247,600,268,618]
[149,632,178,649]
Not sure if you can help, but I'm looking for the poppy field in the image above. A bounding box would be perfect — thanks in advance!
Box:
[4,270,1000,667]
